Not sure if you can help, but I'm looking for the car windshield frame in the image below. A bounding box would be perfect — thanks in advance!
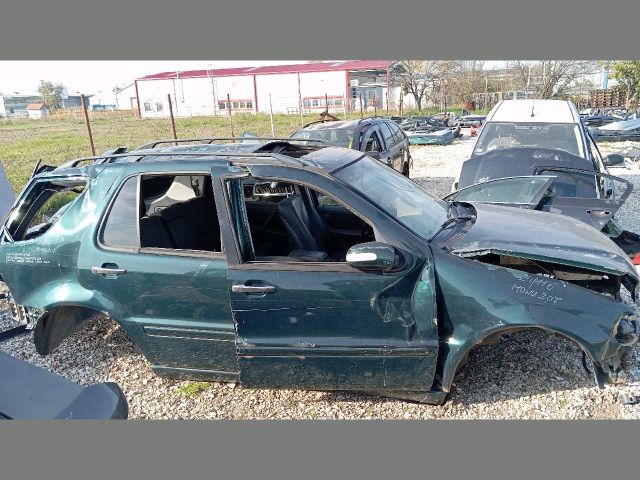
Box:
[473,121,585,158]
[333,156,448,240]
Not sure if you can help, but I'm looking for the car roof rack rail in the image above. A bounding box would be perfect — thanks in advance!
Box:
[136,137,328,150]
[59,151,309,170]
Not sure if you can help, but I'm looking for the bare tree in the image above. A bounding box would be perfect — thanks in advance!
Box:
[397,61,442,112]
[507,61,595,98]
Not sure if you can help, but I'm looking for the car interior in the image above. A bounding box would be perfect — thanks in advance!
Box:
[138,174,222,252]
[230,177,376,263]
[134,173,376,262]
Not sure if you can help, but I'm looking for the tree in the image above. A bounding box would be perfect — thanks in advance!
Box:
[507,61,594,99]
[397,61,441,112]
[610,61,640,110]
[37,80,65,111]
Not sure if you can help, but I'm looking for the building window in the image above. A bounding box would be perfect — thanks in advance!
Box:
[302,96,344,110]
[156,102,163,112]
[144,102,153,112]
[218,99,253,111]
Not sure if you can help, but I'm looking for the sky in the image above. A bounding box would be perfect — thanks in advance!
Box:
[0,60,509,99]
[0,61,304,97]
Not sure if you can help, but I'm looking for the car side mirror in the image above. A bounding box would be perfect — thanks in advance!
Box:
[346,242,401,273]
[367,151,381,160]
[603,154,625,167]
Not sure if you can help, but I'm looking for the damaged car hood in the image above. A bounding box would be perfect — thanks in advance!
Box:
[450,202,639,279]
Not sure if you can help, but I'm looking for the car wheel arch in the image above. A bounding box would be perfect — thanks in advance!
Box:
[438,325,596,394]
[33,304,114,355]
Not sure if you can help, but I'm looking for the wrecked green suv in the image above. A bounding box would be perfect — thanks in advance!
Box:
[0,140,638,404]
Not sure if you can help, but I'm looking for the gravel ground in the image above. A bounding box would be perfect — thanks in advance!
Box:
[1,133,639,419]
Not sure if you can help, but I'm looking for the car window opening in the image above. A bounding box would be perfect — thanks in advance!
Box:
[6,178,87,242]
[101,174,223,254]
[227,177,376,263]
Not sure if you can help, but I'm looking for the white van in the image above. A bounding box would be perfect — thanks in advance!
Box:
[452,99,623,190]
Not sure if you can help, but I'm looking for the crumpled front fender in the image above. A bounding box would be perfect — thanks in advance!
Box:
[432,249,636,391]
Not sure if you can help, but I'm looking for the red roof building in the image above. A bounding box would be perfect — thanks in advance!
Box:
[134,60,397,117]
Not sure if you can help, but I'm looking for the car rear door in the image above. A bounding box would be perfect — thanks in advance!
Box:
[213,165,439,392]
[77,171,238,381]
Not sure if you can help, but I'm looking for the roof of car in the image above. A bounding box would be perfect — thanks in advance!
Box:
[487,99,580,124]
[48,143,366,179]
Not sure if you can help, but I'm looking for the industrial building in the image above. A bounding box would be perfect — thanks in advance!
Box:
[134,60,400,118]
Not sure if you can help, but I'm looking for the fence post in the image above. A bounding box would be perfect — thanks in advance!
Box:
[167,94,178,142]
[80,94,96,156]
[342,95,347,119]
[227,94,235,137]
[359,93,363,119]
[269,93,275,138]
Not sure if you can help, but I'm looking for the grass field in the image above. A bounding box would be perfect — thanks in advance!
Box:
[0,106,468,193]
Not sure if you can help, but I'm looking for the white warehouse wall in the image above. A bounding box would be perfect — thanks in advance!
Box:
[255,73,300,114]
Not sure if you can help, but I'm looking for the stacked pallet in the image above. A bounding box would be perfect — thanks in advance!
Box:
[589,88,627,108]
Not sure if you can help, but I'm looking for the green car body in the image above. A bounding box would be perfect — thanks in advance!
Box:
[0,142,637,404]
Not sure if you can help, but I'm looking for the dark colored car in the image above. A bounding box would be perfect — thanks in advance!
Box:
[446,147,640,261]
[0,141,637,405]
[0,351,128,419]
[580,114,621,127]
[456,115,486,128]
[291,118,412,176]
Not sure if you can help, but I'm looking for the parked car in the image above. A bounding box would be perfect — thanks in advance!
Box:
[580,114,621,127]
[0,141,637,404]
[0,351,128,419]
[589,118,640,142]
[446,146,640,261]
[456,115,486,128]
[291,118,412,176]
[454,99,624,190]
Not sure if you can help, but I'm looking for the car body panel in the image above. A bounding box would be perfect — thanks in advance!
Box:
[430,247,635,391]
[0,351,128,419]
[450,202,638,278]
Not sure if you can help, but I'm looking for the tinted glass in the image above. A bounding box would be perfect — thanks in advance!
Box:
[379,123,395,147]
[291,127,354,148]
[101,176,140,248]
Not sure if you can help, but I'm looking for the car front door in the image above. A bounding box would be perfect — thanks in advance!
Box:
[379,122,404,172]
[213,165,439,392]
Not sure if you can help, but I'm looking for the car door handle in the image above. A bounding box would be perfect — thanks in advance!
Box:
[231,284,277,294]
[91,266,127,276]
[587,209,611,217]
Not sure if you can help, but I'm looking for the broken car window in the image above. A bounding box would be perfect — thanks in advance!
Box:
[6,177,87,242]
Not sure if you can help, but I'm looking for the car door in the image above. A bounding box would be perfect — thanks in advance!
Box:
[379,122,403,172]
[77,171,238,380]
[361,126,390,166]
[444,176,556,209]
[213,164,439,392]
[533,167,633,231]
